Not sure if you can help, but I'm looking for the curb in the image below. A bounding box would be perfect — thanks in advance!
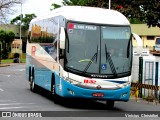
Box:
[130,97,160,105]
[0,64,11,67]
[0,63,25,67]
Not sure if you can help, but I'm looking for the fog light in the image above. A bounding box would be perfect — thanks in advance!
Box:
[121,93,127,98]
[67,88,74,95]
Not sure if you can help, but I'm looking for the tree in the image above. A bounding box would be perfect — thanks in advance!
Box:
[142,0,160,27]
[10,14,21,25]
[50,4,61,10]
[0,0,23,24]
[110,0,160,27]
[0,30,6,49]
[6,31,15,51]
[10,14,37,30]
[0,30,15,59]
[50,0,160,27]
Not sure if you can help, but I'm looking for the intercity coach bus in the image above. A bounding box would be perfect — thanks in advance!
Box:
[26,6,132,108]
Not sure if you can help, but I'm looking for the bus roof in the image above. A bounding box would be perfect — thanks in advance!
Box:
[31,6,130,25]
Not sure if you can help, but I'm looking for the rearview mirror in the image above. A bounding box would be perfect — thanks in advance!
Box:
[60,27,66,49]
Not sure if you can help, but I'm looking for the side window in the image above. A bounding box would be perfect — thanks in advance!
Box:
[30,21,41,43]
[29,18,58,43]
[147,36,154,40]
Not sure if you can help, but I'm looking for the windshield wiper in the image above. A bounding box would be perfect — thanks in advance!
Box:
[105,44,117,77]
[83,45,98,74]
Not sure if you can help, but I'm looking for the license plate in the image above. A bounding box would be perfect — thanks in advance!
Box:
[92,92,104,97]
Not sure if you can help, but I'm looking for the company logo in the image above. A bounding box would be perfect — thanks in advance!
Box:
[91,74,108,78]
[84,79,96,84]
[96,85,101,89]
[2,112,11,117]
[1,112,42,118]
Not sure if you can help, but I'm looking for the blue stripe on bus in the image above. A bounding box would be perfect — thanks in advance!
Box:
[26,59,130,101]
[54,74,130,101]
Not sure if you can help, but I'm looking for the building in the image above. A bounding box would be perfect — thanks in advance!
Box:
[0,24,27,39]
[11,39,22,54]
[131,24,160,49]
[0,24,27,59]
[0,24,27,58]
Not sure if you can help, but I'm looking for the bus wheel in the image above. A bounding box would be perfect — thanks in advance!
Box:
[106,100,114,109]
[51,73,60,104]
[30,69,37,92]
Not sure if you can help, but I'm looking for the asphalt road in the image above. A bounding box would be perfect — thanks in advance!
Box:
[0,64,160,119]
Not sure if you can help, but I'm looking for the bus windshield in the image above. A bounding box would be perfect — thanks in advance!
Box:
[65,22,132,78]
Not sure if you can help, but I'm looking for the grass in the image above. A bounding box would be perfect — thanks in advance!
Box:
[1,58,26,63]
[20,58,26,63]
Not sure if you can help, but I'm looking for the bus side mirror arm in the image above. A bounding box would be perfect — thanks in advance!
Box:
[60,27,66,49]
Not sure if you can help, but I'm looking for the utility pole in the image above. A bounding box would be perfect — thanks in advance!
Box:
[20,0,22,41]
[109,0,111,9]
[0,45,1,64]
[20,0,22,61]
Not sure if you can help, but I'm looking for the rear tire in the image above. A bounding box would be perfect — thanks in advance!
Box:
[30,68,37,92]
[106,100,114,109]
[28,67,31,81]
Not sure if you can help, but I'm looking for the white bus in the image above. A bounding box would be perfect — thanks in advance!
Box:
[26,6,132,109]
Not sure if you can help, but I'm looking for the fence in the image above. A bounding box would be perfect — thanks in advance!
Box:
[131,56,160,103]
[131,82,160,103]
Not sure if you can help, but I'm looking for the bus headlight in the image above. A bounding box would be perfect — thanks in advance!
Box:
[63,76,81,85]
[117,82,131,88]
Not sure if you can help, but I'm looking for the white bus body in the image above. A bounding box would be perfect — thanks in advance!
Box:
[26,6,133,108]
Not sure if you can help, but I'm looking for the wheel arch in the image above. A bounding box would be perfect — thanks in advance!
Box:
[51,73,55,92]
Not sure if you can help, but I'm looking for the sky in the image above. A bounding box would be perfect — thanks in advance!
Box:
[10,0,63,20]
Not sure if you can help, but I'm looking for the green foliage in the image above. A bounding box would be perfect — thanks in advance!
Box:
[1,50,9,59]
[5,31,15,44]
[142,0,160,27]
[31,36,54,43]
[22,14,37,30]
[110,0,159,27]
[50,4,61,10]
[8,31,15,40]
[10,14,21,25]
[1,58,26,63]
[0,30,5,39]
[62,0,89,6]
[1,59,14,63]
[0,30,15,44]
[10,14,37,30]
[0,30,15,59]
[129,18,145,24]
[51,0,94,9]
[51,0,160,27]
